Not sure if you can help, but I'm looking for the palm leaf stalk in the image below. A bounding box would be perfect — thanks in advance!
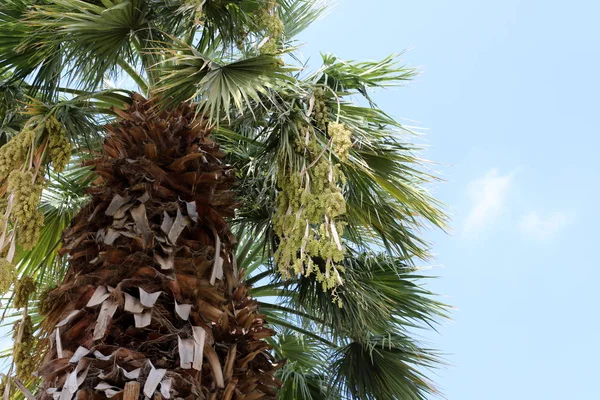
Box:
[0,0,449,399]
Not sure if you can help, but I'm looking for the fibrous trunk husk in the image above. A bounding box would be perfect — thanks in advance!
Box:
[37,95,282,399]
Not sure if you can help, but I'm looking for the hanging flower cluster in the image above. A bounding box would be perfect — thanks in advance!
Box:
[329,122,353,162]
[14,276,36,309]
[12,315,36,380]
[0,115,71,388]
[257,0,284,53]
[0,258,16,294]
[7,170,45,249]
[313,88,329,130]
[38,284,56,316]
[0,128,34,181]
[274,113,349,304]
[12,314,33,341]
[0,119,48,255]
[45,116,71,172]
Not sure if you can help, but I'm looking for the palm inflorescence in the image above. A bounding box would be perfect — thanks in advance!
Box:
[0,1,449,399]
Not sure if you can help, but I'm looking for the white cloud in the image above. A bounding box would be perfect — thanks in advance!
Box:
[464,169,514,235]
[518,211,570,240]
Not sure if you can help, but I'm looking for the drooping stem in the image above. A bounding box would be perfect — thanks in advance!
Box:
[258,301,327,325]
[266,314,337,348]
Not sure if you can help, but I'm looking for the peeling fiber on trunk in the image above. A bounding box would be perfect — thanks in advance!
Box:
[37,95,282,400]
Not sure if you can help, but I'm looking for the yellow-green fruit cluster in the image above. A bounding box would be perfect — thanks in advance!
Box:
[329,122,353,162]
[313,88,328,130]
[274,131,347,292]
[15,341,37,381]
[257,0,284,53]
[12,315,33,340]
[0,128,35,181]
[18,210,44,250]
[0,258,16,294]
[7,170,44,249]
[38,285,56,316]
[15,343,37,381]
[45,116,71,172]
[14,276,36,309]
[13,316,36,380]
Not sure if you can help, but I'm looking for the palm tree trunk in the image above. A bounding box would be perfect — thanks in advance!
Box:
[37,94,281,400]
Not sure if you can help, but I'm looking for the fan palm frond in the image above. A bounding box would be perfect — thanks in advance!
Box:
[156,44,294,121]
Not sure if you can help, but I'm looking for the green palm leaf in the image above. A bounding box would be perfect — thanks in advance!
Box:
[156,45,294,121]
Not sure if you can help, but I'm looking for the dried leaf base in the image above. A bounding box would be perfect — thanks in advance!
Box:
[37,95,281,400]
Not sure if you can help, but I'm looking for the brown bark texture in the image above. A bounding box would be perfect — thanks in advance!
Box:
[36,95,281,399]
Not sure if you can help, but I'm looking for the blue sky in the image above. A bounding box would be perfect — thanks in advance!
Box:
[298,1,599,399]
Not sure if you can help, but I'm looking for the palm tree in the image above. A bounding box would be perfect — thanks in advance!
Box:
[0,0,449,399]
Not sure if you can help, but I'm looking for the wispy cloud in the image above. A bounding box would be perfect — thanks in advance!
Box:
[464,169,514,235]
[518,211,570,240]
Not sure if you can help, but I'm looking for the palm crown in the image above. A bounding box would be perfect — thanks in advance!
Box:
[0,1,449,399]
